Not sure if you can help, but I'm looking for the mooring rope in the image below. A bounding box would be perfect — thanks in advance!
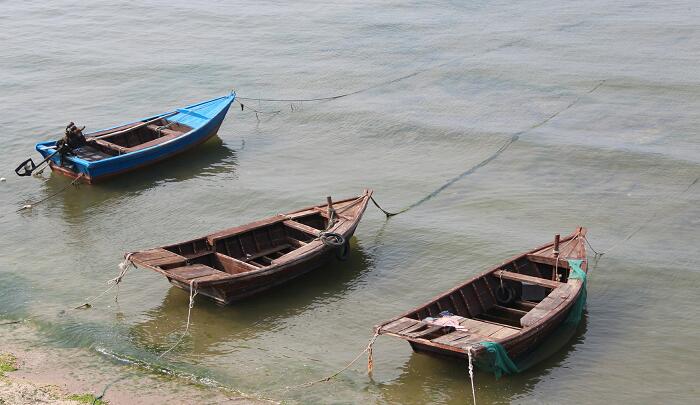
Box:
[264,332,379,393]
[467,346,477,405]
[111,253,134,303]
[235,39,526,112]
[601,175,699,257]
[91,373,133,405]
[237,69,429,104]
[73,254,133,310]
[17,173,85,212]
[158,282,198,359]
[235,99,281,121]
[369,80,606,218]
[0,320,22,326]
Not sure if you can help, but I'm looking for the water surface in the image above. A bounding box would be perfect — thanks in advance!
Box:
[1,1,699,403]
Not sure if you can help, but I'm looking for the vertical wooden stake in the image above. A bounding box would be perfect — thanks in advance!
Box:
[552,234,560,281]
[327,196,335,220]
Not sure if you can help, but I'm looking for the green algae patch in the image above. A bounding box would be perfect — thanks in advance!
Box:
[67,393,108,404]
[0,353,18,376]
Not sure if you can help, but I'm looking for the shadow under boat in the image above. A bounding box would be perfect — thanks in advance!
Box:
[36,136,237,215]
[376,315,589,404]
[128,238,373,357]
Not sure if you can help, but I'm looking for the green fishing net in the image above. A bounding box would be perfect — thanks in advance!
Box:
[564,259,587,325]
[477,341,520,378]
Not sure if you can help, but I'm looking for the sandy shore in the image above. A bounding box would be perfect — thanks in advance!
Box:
[0,323,272,405]
[0,376,81,405]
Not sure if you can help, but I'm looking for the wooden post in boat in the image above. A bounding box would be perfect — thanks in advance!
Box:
[326,196,336,221]
[552,234,560,281]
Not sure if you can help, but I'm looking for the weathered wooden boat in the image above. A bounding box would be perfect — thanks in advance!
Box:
[127,190,373,305]
[31,94,235,183]
[375,227,588,376]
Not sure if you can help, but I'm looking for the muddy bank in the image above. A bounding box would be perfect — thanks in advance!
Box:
[0,323,271,404]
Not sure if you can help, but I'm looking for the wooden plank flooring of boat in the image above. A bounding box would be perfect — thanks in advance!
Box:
[380,317,423,334]
[131,248,186,267]
[381,316,520,348]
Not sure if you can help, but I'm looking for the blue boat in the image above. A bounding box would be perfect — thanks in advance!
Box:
[33,93,235,183]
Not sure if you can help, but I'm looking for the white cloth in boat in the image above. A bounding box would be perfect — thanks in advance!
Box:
[422,315,466,330]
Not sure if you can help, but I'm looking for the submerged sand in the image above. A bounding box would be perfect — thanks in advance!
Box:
[0,323,272,404]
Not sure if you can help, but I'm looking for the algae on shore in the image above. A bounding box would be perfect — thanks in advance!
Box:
[0,354,18,377]
[66,393,107,405]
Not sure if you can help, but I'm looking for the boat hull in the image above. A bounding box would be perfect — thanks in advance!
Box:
[35,94,234,183]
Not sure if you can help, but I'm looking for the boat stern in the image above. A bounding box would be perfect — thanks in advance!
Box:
[35,141,93,182]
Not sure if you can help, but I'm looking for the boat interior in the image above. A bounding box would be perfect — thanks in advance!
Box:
[164,211,330,274]
[69,119,193,161]
[380,254,578,348]
[129,194,369,293]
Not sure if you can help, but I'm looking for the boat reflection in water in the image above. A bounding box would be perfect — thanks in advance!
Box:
[37,137,238,219]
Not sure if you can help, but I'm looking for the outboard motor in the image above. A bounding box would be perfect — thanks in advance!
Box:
[15,122,86,176]
[56,122,87,153]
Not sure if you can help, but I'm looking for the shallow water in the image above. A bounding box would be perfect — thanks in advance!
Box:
[1,1,699,403]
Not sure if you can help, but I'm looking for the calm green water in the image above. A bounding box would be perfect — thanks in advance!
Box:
[1,1,699,403]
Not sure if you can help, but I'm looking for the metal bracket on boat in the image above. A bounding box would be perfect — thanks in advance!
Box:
[14,158,37,176]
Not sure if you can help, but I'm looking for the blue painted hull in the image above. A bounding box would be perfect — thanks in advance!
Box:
[35,94,235,183]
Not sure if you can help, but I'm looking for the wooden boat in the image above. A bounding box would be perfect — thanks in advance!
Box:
[33,94,235,183]
[127,190,373,305]
[375,227,588,373]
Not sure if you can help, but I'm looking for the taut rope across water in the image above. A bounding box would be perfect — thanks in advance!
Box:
[370,80,606,218]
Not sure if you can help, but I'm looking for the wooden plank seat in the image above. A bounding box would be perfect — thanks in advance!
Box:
[493,270,562,289]
[166,264,232,284]
[520,284,575,327]
[283,219,321,236]
[526,254,571,269]
[123,129,181,152]
[313,207,352,221]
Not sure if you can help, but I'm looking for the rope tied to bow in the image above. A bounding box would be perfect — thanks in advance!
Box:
[110,253,134,302]
[158,281,198,359]
[73,252,133,310]
[18,173,85,212]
